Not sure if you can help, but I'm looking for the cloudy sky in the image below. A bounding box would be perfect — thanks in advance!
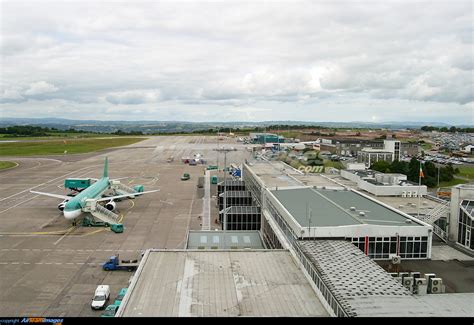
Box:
[1,0,473,123]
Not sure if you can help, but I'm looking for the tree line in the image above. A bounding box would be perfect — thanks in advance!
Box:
[370,157,458,188]
[421,126,474,133]
[0,125,87,137]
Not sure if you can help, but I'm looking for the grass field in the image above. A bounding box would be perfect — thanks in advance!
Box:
[421,143,433,151]
[457,165,474,180]
[0,137,147,156]
[0,132,117,141]
[324,160,345,170]
[437,178,469,188]
[0,161,17,170]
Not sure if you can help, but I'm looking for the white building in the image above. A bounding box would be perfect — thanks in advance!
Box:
[358,140,401,167]
[462,144,474,154]
[340,168,428,197]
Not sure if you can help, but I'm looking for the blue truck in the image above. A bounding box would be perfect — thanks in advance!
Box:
[102,254,139,272]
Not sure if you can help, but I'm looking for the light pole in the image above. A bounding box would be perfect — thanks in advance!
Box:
[262,125,265,146]
[437,165,440,188]
[418,160,423,219]
[216,128,220,170]
[215,147,233,232]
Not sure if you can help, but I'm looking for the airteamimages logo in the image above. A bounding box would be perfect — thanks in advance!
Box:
[0,318,63,325]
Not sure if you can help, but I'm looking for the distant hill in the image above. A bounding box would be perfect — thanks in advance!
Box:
[0,117,469,133]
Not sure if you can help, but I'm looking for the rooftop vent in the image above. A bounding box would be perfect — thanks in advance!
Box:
[359,211,366,217]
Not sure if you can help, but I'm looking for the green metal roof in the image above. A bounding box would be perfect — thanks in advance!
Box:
[270,188,422,227]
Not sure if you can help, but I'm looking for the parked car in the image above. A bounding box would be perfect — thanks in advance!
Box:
[114,288,128,305]
[101,304,119,317]
[91,285,110,310]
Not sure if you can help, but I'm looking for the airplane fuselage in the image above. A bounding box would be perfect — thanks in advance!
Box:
[63,177,110,220]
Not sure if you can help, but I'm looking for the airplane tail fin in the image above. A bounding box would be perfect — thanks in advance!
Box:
[103,157,108,178]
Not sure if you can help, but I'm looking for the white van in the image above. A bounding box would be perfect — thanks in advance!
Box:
[91,285,110,310]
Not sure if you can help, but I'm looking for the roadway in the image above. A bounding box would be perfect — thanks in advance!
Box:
[0,135,251,316]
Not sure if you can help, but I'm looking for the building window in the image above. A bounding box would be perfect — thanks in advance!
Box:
[350,236,428,259]
[458,207,473,250]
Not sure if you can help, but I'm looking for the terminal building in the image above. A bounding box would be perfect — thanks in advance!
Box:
[322,138,419,158]
[340,164,428,197]
[449,185,474,253]
[249,132,285,144]
[358,140,403,167]
[243,161,433,260]
[115,160,473,318]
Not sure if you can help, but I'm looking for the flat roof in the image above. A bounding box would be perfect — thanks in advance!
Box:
[187,231,265,249]
[118,250,329,317]
[413,293,474,316]
[271,187,423,227]
[247,160,321,188]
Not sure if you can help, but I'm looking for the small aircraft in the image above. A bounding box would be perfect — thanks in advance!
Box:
[30,157,158,222]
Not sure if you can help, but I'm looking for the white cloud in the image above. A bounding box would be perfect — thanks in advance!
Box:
[0,0,472,123]
[24,81,58,96]
[104,89,162,105]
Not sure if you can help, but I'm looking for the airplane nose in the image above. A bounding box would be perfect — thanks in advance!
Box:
[63,209,82,220]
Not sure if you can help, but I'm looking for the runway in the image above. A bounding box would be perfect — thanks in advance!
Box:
[0,135,251,316]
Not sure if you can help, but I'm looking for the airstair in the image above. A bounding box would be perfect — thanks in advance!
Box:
[83,199,121,225]
[110,182,137,197]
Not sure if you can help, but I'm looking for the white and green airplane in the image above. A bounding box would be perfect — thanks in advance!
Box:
[30,157,158,222]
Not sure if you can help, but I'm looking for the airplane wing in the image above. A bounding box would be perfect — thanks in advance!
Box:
[30,190,70,200]
[96,190,160,202]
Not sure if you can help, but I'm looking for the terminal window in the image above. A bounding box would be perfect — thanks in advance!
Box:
[350,236,428,259]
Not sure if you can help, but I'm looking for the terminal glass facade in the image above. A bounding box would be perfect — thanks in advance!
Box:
[218,191,252,212]
[243,165,264,205]
[350,236,428,259]
[458,200,474,250]
[220,206,261,231]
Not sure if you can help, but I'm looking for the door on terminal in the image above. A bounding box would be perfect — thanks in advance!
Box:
[466,227,471,249]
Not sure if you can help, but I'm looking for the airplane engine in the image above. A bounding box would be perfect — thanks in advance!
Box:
[58,201,68,211]
[105,200,116,211]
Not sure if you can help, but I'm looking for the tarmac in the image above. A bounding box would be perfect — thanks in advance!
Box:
[0,135,251,316]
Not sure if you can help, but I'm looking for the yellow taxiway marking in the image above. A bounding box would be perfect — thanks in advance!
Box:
[0,226,76,236]
[81,228,106,237]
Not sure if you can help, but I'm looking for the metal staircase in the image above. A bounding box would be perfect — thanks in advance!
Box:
[111,182,137,197]
[421,201,450,225]
[83,199,120,225]
[414,200,450,241]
